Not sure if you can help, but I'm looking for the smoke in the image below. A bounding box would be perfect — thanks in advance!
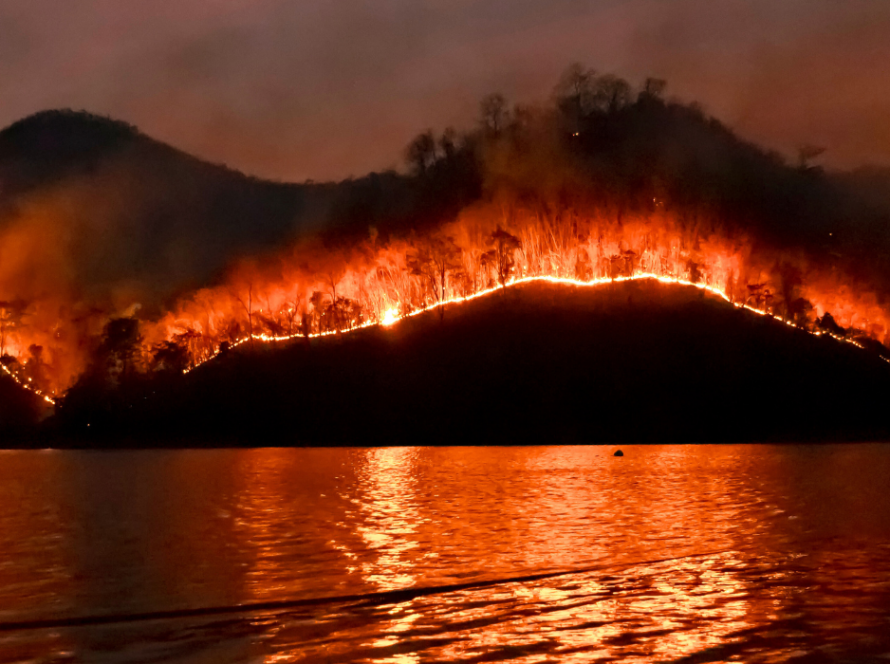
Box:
[1,1,889,182]
[2,52,890,398]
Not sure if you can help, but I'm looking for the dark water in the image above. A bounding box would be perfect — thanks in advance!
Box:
[1,445,889,663]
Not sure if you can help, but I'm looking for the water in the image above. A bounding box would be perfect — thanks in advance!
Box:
[1,445,889,663]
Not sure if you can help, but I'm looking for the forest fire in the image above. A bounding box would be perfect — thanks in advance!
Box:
[1,206,889,404]
[161,209,890,377]
[2,69,890,405]
[1,203,889,406]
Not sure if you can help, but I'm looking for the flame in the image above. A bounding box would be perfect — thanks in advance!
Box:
[139,209,890,377]
[381,308,400,327]
[2,207,890,397]
[182,271,888,375]
[0,361,55,405]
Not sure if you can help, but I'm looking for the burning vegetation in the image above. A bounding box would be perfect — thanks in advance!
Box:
[1,65,890,423]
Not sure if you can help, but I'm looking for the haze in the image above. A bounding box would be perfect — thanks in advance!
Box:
[1,0,888,181]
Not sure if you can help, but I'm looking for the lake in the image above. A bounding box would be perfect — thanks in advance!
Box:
[1,444,889,663]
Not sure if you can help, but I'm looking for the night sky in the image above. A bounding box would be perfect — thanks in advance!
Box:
[1,0,888,181]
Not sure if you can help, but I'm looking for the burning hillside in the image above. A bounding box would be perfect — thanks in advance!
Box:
[1,66,890,419]
[49,280,890,445]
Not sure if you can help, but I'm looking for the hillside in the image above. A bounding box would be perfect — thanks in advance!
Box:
[47,281,890,447]
[0,110,323,307]
[0,373,46,440]
[0,110,476,311]
[2,72,890,416]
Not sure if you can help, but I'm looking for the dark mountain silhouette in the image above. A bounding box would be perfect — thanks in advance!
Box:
[0,110,479,311]
[46,281,890,447]
[0,110,328,308]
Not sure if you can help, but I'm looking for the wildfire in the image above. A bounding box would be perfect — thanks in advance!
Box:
[2,207,890,397]
[181,271,888,375]
[381,308,400,327]
[0,361,55,405]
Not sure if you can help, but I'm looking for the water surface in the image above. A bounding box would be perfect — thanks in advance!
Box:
[1,444,889,662]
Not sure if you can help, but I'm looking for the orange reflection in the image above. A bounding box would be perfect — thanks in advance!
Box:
[331,447,424,592]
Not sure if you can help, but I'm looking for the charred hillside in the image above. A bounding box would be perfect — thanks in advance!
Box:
[48,281,890,447]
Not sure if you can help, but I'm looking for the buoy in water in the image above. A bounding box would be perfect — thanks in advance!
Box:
[613,449,624,457]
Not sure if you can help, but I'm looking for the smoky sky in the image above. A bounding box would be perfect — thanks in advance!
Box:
[1,0,889,182]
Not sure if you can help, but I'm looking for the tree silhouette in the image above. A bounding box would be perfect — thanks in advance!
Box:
[817,311,846,337]
[554,63,597,124]
[593,75,632,112]
[97,317,143,380]
[407,234,463,304]
[406,130,437,175]
[480,93,508,135]
[482,227,522,288]
[151,340,189,374]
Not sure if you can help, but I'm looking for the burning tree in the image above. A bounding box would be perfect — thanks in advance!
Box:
[407,234,463,305]
[482,227,522,288]
[0,299,29,357]
[23,344,49,392]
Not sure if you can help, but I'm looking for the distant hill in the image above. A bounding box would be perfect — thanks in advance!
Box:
[0,110,479,311]
[48,281,890,446]
[0,110,332,308]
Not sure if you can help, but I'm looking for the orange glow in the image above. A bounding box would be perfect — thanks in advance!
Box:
[2,207,889,398]
[0,361,55,405]
[381,307,400,327]
[156,208,890,379]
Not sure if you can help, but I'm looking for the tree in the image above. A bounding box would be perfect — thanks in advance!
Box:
[234,284,255,344]
[173,328,203,365]
[482,227,522,288]
[405,130,437,175]
[0,300,28,357]
[777,264,803,321]
[24,344,49,391]
[817,312,846,337]
[331,297,363,330]
[553,63,596,121]
[787,297,815,329]
[593,75,632,113]
[151,340,189,374]
[309,290,332,333]
[407,235,463,304]
[439,127,458,162]
[639,77,667,103]
[480,93,508,135]
[96,317,143,381]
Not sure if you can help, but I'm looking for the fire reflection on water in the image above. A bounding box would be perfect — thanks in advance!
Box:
[1,446,889,663]
[289,446,763,662]
[332,447,424,593]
